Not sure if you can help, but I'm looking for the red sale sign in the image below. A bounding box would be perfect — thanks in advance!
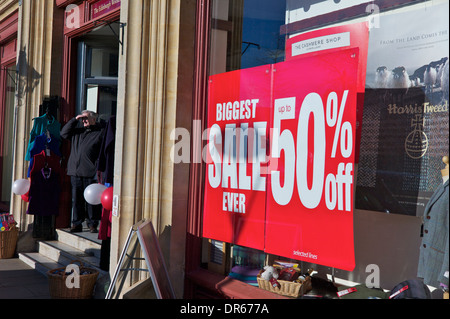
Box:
[265,49,359,271]
[203,65,272,250]
[203,48,359,271]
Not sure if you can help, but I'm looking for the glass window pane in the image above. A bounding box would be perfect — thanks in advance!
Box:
[86,46,119,78]
[210,0,287,75]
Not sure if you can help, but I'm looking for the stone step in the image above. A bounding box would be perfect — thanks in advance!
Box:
[36,240,102,270]
[19,252,62,277]
[19,235,105,275]
[55,228,102,259]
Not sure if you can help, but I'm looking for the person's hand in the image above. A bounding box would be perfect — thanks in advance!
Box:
[76,114,87,121]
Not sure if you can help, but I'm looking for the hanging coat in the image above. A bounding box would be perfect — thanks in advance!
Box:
[26,150,61,216]
[25,114,61,161]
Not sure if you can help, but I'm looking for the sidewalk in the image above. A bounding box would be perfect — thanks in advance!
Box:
[0,257,51,299]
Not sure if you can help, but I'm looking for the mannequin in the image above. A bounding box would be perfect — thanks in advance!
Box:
[417,156,449,296]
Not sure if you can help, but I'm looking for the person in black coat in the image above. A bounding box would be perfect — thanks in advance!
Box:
[61,110,105,233]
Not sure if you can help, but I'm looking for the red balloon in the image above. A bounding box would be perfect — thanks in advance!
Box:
[101,187,114,211]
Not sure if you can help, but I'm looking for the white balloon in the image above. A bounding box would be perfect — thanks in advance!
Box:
[83,183,107,205]
[12,179,30,195]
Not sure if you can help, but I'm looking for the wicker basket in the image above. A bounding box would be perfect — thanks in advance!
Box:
[0,227,19,259]
[47,261,99,299]
[257,271,312,298]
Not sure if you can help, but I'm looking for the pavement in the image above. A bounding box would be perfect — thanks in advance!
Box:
[0,257,51,299]
[0,224,110,300]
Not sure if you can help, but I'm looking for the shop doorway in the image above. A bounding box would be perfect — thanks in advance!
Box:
[67,23,120,270]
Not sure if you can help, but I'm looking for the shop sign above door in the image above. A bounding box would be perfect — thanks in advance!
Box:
[63,0,121,34]
[92,0,121,20]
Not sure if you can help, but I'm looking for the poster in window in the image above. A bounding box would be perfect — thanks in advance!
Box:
[203,65,272,250]
[265,49,359,271]
[203,49,361,271]
[357,1,449,217]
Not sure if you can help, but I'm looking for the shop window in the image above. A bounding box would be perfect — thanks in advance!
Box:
[200,0,449,299]
[0,64,16,204]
